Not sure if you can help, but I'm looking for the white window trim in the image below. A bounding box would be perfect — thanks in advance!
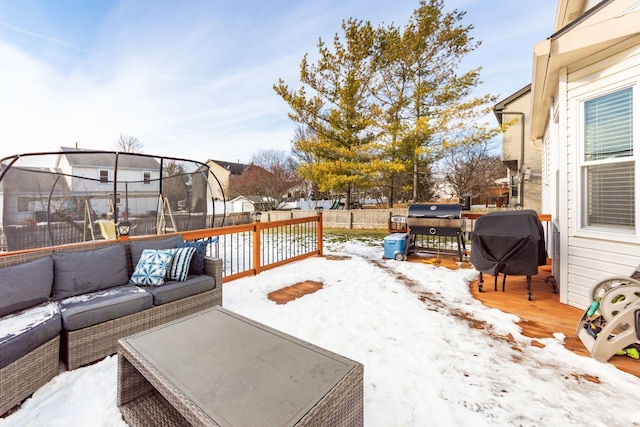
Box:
[574,80,640,243]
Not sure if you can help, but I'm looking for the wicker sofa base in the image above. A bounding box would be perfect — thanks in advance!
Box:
[1,238,225,417]
[118,363,366,427]
[120,388,191,426]
[63,286,222,370]
[0,336,60,416]
[297,364,364,426]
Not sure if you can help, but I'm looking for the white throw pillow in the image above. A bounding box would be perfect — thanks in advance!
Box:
[130,249,174,286]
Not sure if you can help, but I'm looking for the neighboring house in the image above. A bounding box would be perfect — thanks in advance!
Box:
[206,159,248,200]
[224,195,276,213]
[207,159,294,210]
[0,149,213,228]
[530,0,640,308]
[226,196,256,213]
[55,147,162,219]
[0,165,71,225]
[481,179,511,208]
[493,85,544,212]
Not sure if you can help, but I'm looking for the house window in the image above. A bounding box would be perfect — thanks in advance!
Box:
[99,169,109,183]
[581,87,635,232]
[17,196,29,212]
[510,174,519,199]
[143,171,151,184]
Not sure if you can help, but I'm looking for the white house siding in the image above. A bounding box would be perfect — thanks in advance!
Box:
[57,154,72,191]
[541,126,556,264]
[566,237,640,307]
[541,129,552,215]
[62,164,160,218]
[560,44,640,308]
[501,99,527,166]
[556,69,571,306]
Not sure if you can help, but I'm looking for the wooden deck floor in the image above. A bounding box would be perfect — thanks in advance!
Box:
[268,280,324,304]
[428,255,640,378]
[267,253,640,377]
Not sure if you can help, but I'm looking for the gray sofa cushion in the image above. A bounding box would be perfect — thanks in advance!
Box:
[0,303,61,369]
[143,275,217,305]
[130,236,184,269]
[0,256,54,317]
[59,285,153,331]
[52,244,129,300]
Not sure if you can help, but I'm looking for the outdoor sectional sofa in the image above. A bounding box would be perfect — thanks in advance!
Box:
[0,234,223,416]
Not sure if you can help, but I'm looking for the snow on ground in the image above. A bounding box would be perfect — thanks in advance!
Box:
[2,239,640,427]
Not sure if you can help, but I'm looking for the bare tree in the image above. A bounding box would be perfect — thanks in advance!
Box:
[437,137,504,202]
[115,135,144,153]
[291,125,317,165]
[228,150,304,210]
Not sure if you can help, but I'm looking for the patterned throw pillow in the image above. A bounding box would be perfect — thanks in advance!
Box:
[130,249,174,286]
[166,247,195,282]
[176,240,208,275]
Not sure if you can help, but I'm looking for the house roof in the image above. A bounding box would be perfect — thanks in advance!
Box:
[530,0,640,141]
[228,196,251,203]
[0,165,70,194]
[207,160,248,176]
[58,147,161,169]
[493,84,532,125]
[227,195,273,204]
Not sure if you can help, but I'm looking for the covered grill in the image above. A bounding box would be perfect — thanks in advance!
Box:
[470,210,548,300]
[406,203,466,262]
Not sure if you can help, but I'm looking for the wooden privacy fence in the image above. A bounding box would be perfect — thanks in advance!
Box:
[261,209,404,230]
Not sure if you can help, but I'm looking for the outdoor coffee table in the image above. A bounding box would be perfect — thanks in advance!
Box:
[117,306,363,426]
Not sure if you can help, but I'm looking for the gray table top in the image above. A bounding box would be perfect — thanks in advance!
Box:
[121,306,359,427]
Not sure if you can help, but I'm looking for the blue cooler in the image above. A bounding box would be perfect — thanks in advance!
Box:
[383,233,409,260]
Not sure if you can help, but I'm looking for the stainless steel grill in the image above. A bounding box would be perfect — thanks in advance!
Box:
[406,203,466,262]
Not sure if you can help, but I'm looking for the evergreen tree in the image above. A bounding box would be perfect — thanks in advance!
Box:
[274,19,401,206]
[275,0,499,207]
[372,0,497,204]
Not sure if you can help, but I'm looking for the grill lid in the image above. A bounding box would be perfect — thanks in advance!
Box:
[407,204,462,219]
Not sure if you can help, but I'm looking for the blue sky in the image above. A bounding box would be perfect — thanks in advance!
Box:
[0,0,557,164]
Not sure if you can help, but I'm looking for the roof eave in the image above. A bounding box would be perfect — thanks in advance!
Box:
[493,84,532,125]
[530,0,640,141]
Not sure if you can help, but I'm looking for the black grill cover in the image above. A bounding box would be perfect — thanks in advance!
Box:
[470,210,547,276]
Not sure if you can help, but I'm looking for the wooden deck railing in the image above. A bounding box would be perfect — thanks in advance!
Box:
[0,214,324,284]
[1,211,551,283]
[169,214,323,283]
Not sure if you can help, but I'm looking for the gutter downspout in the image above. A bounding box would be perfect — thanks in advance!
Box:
[501,112,526,207]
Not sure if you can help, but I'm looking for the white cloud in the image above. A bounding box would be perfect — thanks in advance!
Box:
[0,0,558,163]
